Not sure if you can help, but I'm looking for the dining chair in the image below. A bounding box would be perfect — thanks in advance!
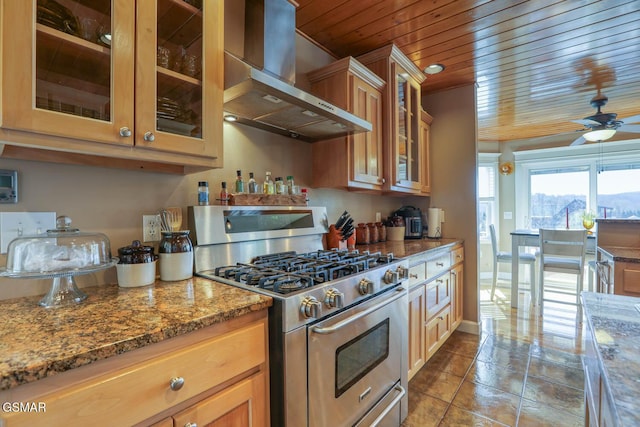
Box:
[538,229,588,317]
[489,224,536,301]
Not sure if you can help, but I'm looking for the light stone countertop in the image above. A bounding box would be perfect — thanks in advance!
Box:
[0,277,272,390]
[582,292,640,426]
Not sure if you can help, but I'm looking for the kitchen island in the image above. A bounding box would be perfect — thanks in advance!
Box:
[582,291,640,426]
[0,277,272,426]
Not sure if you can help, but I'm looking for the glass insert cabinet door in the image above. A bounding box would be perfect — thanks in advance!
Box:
[2,0,221,158]
[395,69,421,191]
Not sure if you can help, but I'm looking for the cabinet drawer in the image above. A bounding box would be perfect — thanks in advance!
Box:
[621,266,640,296]
[451,247,464,265]
[426,306,451,356]
[408,262,427,287]
[426,253,451,278]
[1,321,266,427]
[426,275,451,318]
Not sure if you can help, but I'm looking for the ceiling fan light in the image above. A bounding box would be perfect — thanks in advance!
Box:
[584,129,616,142]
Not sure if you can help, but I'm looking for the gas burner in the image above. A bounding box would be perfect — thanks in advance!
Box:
[258,273,315,294]
[211,250,396,295]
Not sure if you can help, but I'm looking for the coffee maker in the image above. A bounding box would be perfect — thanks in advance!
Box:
[393,206,423,239]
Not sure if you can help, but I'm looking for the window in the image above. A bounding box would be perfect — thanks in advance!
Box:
[596,166,640,219]
[514,139,640,229]
[478,154,499,241]
[529,167,589,229]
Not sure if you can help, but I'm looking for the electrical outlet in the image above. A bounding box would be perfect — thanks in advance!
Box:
[143,214,161,242]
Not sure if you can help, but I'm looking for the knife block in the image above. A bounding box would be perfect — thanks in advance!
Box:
[326,224,348,250]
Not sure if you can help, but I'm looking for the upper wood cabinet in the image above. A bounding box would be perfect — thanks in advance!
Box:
[308,57,386,192]
[357,44,429,195]
[0,0,223,173]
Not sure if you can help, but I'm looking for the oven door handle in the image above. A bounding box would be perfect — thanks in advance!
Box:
[368,384,406,427]
[311,287,405,335]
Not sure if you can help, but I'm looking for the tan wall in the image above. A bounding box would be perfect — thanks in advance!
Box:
[423,85,479,328]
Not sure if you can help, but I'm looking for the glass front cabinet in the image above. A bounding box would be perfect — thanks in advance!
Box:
[358,44,429,195]
[1,0,223,171]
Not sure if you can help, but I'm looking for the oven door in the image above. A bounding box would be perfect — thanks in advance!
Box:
[307,286,408,427]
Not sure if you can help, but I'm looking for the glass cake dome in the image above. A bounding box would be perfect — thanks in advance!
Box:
[0,215,117,307]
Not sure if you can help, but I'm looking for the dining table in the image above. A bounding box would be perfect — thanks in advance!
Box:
[509,229,596,308]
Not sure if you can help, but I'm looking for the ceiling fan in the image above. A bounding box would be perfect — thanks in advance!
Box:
[570,92,640,146]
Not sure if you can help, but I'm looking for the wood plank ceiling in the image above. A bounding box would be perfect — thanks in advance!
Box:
[295,0,640,143]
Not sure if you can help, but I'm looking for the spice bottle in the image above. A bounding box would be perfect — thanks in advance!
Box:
[263,171,274,195]
[247,172,258,194]
[197,181,209,205]
[219,181,229,205]
[235,170,244,194]
[275,177,285,194]
[286,176,295,194]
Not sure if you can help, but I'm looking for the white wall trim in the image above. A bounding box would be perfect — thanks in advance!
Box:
[456,320,481,335]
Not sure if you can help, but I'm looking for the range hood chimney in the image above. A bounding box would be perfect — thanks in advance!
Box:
[223,0,371,142]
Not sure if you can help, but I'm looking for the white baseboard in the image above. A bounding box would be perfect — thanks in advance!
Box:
[456,319,481,335]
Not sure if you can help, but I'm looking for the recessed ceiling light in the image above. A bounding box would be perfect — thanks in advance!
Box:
[423,64,445,75]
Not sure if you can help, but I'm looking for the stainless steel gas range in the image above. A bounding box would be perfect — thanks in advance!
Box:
[189,205,409,427]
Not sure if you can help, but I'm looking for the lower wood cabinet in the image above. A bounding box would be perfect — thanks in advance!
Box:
[172,371,267,427]
[0,311,269,427]
[407,243,464,380]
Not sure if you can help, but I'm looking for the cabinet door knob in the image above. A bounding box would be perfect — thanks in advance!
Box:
[144,131,155,142]
[184,423,197,427]
[119,127,132,137]
[169,376,185,391]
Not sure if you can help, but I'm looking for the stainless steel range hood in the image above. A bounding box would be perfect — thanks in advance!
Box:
[223,0,372,142]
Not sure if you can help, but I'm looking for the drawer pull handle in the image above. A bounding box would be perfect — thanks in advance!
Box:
[436,262,444,267]
[456,255,461,259]
[438,316,444,320]
[169,376,185,391]
[436,279,443,283]
[410,274,418,279]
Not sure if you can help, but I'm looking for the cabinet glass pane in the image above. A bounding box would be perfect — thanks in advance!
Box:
[409,84,420,182]
[397,75,408,181]
[35,0,112,121]
[156,0,203,139]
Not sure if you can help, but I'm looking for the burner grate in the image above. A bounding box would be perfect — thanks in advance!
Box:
[211,249,395,294]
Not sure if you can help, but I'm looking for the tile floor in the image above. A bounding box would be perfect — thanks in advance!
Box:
[403,276,586,426]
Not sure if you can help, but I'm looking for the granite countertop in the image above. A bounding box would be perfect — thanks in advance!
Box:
[582,292,640,426]
[0,277,272,391]
[598,246,640,263]
[0,238,461,393]
[355,237,462,258]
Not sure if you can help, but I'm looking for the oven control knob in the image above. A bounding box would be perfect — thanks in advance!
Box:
[324,288,344,308]
[396,266,409,279]
[300,296,322,319]
[358,278,374,295]
[383,269,399,284]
